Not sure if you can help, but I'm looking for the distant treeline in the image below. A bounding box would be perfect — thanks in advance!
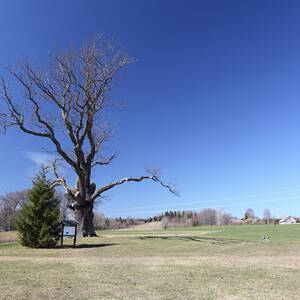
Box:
[93,208,259,230]
[1,190,299,231]
[0,191,69,231]
[93,213,145,230]
[160,209,233,228]
[94,207,300,230]
[156,208,300,228]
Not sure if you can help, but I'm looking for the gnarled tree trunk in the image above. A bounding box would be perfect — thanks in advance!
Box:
[74,205,96,237]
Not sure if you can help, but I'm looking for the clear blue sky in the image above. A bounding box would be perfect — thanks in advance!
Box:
[1,0,300,219]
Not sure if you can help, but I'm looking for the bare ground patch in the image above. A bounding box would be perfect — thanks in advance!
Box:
[1,254,299,269]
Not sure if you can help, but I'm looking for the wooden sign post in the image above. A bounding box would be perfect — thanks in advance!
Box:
[61,220,78,247]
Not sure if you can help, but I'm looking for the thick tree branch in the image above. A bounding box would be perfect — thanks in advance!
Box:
[90,174,179,201]
[42,160,78,202]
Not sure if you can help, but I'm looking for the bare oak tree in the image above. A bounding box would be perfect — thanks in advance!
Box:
[0,37,177,236]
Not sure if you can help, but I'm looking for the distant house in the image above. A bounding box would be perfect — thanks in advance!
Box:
[279,216,297,225]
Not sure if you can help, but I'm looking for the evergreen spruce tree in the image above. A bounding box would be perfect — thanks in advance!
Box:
[17,171,61,248]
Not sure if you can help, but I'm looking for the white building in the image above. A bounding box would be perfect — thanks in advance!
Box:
[279,216,297,225]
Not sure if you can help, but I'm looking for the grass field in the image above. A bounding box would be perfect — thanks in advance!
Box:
[0,225,300,299]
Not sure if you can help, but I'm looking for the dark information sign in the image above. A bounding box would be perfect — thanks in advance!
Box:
[61,220,78,247]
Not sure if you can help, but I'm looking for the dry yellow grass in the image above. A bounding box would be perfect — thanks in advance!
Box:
[120,221,162,231]
[0,225,299,299]
[0,230,17,243]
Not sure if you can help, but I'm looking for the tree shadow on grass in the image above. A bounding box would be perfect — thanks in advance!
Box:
[58,243,118,249]
[135,236,250,245]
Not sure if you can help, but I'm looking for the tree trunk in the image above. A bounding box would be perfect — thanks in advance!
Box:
[74,206,97,237]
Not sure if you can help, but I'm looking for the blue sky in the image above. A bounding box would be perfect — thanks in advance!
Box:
[1,0,300,218]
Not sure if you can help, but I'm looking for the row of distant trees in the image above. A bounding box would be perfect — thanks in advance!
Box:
[0,190,69,231]
[0,188,297,231]
[0,189,146,231]
[162,209,233,227]
[93,207,281,230]
[93,213,145,230]
[94,210,232,230]
[244,208,273,224]
[158,207,299,228]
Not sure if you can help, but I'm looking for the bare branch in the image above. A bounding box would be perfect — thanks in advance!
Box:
[0,77,51,137]
[91,172,179,201]
[42,159,77,201]
[91,152,116,167]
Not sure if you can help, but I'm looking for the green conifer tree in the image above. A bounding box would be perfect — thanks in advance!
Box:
[17,171,60,248]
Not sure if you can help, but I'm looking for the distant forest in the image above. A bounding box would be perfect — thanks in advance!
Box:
[1,190,299,231]
[93,208,299,230]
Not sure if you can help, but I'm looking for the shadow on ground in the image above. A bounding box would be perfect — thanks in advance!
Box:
[135,235,250,245]
[59,243,118,249]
